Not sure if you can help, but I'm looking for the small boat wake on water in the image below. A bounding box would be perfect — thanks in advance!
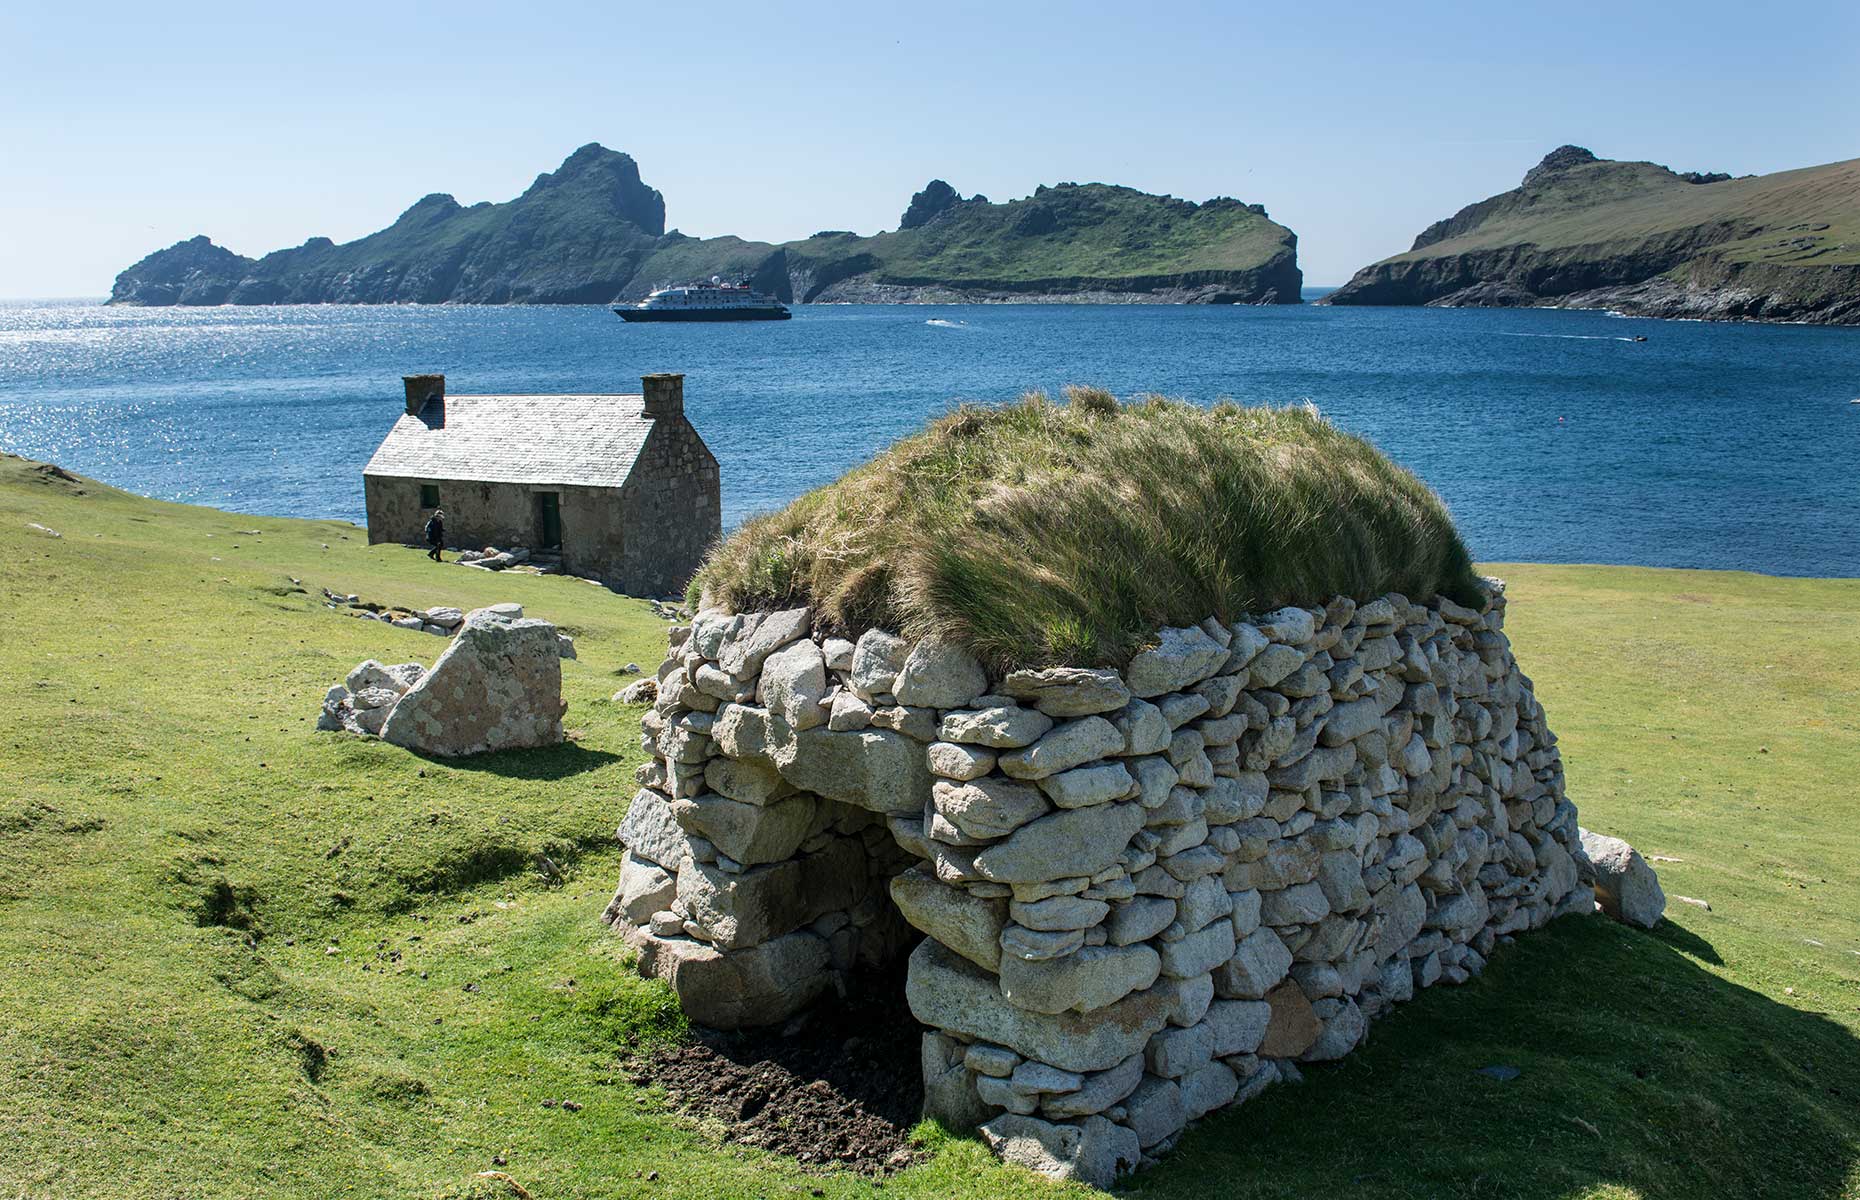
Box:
[1498,332,1647,343]
[925,318,968,328]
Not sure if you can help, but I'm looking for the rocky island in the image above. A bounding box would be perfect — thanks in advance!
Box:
[109,145,1301,307]
[1324,145,1860,325]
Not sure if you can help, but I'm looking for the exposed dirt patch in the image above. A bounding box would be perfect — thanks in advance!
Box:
[28,461,86,493]
[285,1029,328,1082]
[194,876,265,936]
[621,965,926,1174]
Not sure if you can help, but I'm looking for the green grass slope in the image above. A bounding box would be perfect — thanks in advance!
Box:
[1326,146,1860,323]
[1393,154,1860,267]
[2,453,1858,1199]
[695,390,1480,669]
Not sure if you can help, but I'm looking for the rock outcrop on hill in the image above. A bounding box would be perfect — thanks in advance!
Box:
[899,180,982,230]
[1324,146,1860,325]
[110,146,1300,307]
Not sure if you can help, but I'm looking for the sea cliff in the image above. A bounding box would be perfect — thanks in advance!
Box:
[110,148,1300,307]
[1324,146,1860,325]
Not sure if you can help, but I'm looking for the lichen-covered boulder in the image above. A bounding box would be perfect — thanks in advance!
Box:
[381,608,566,756]
[1577,828,1666,928]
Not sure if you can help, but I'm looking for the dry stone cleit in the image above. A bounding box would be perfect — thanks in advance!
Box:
[603,586,1591,1182]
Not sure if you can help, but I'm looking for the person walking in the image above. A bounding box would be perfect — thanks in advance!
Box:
[424,508,445,562]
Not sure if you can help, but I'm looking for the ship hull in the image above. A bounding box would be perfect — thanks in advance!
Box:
[613,306,791,322]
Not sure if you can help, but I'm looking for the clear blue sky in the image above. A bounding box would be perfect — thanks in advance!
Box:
[3,0,1855,297]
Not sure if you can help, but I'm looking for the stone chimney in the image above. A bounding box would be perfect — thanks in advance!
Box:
[403,374,445,419]
[641,373,683,419]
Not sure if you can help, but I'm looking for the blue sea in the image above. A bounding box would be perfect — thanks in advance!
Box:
[1,298,1856,577]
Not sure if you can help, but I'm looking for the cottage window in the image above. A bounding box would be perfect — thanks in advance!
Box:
[420,483,440,508]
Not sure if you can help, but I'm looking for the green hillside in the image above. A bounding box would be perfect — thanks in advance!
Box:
[769,183,1297,299]
[1326,146,1860,324]
[3,451,1858,1198]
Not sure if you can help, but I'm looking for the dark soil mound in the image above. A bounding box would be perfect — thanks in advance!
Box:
[623,965,925,1174]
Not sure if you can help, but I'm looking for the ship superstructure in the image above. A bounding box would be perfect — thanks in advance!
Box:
[614,278,791,322]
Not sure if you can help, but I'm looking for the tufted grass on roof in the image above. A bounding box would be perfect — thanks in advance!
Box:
[692,388,1483,670]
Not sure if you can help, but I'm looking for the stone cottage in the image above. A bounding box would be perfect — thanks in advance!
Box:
[363,372,720,596]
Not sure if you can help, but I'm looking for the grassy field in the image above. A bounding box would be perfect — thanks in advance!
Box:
[1,452,1856,1199]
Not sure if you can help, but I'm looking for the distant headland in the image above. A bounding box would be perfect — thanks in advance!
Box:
[107,145,1302,308]
[1323,146,1860,325]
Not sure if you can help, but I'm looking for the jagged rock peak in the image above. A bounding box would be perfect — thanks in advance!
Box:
[396,193,462,223]
[520,143,666,236]
[900,180,965,230]
[1523,145,1600,187]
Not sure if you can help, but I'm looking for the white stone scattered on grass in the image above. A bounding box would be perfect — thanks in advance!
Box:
[615,677,657,704]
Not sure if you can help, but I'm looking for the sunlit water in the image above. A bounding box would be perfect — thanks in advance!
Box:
[2,298,1856,576]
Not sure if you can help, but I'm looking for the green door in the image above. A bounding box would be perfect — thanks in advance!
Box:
[538,492,561,550]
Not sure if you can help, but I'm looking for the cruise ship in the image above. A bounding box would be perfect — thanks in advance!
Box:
[613,278,792,322]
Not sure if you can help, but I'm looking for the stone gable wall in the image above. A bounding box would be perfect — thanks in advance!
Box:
[605,580,1591,1187]
[619,417,721,597]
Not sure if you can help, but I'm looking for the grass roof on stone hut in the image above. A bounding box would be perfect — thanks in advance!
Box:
[693,388,1483,670]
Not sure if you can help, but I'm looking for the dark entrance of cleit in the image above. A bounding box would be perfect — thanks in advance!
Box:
[619,959,928,1175]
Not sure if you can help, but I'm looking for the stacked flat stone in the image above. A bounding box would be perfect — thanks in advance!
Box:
[604,579,1591,1188]
[319,659,426,735]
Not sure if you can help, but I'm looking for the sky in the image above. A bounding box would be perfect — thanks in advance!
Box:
[3,0,1856,297]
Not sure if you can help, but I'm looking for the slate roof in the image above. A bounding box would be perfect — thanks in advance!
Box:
[363,394,655,488]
